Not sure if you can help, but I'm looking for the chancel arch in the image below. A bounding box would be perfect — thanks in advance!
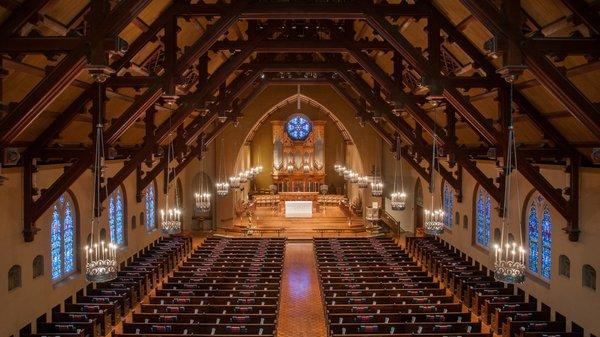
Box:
[215,86,382,228]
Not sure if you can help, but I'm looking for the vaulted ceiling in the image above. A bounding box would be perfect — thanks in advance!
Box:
[0,0,598,242]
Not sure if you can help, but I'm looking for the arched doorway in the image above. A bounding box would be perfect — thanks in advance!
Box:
[414,178,424,236]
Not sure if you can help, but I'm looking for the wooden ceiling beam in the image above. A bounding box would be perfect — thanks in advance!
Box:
[560,0,600,35]
[21,7,262,242]
[24,87,93,156]
[175,10,243,75]
[0,0,19,11]
[429,2,582,239]
[459,0,600,141]
[527,37,600,55]
[211,39,394,52]
[433,6,583,158]
[0,0,51,37]
[176,2,429,19]
[101,28,274,205]
[328,72,462,194]
[0,0,153,151]
[0,37,117,53]
[137,78,267,195]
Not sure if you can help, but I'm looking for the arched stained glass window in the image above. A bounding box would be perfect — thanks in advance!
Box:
[51,193,77,280]
[527,194,552,280]
[442,181,454,228]
[145,183,156,231]
[109,186,125,246]
[475,187,492,248]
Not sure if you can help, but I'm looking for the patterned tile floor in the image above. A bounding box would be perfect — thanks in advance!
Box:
[277,242,328,337]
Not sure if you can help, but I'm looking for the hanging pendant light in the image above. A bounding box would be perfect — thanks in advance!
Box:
[195,158,211,212]
[423,107,445,236]
[494,82,526,284]
[350,172,359,184]
[160,123,182,235]
[215,139,230,197]
[229,175,241,189]
[85,82,118,283]
[371,177,383,197]
[357,175,369,189]
[391,137,407,211]
[371,141,384,197]
[239,170,248,184]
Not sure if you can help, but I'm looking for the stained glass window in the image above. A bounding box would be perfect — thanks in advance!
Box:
[528,203,539,273]
[285,114,312,141]
[541,206,552,279]
[475,188,492,248]
[527,194,552,280]
[109,187,125,246]
[51,194,77,280]
[145,183,156,231]
[442,182,454,228]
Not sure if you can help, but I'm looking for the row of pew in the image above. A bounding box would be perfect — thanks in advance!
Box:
[407,237,583,337]
[113,237,285,337]
[30,236,192,337]
[315,237,489,337]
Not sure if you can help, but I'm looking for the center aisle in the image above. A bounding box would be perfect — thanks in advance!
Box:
[278,242,328,337]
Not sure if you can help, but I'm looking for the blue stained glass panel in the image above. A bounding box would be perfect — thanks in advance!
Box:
[63,202,75,274]
[109,196,116,243]
[145,184,156,230]
[475,189,491,247]
[484,194,491,246]
[285,115,312,141]
[51,206,62,279]
[541,206,552,279]
[109,189,125,245]
[443,182,454,228]
[115,190,124,245]
[528,204,539,273]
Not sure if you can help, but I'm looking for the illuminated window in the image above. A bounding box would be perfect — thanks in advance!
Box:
[475,187,491,248]
[285,114,312,141]
[51,193,77,280]
[145,183,157,231]
[109,186,125,246]
[527,194,552,279]
[442,181,454,228]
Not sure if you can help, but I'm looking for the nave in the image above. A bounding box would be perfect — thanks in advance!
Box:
[20,234,587,337]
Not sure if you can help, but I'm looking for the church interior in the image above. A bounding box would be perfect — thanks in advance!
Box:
[0,0,599,336]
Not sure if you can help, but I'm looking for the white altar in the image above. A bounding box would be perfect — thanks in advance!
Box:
[285,201,313,218]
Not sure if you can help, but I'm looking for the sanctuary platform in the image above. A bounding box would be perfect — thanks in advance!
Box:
[219,204,369,239]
